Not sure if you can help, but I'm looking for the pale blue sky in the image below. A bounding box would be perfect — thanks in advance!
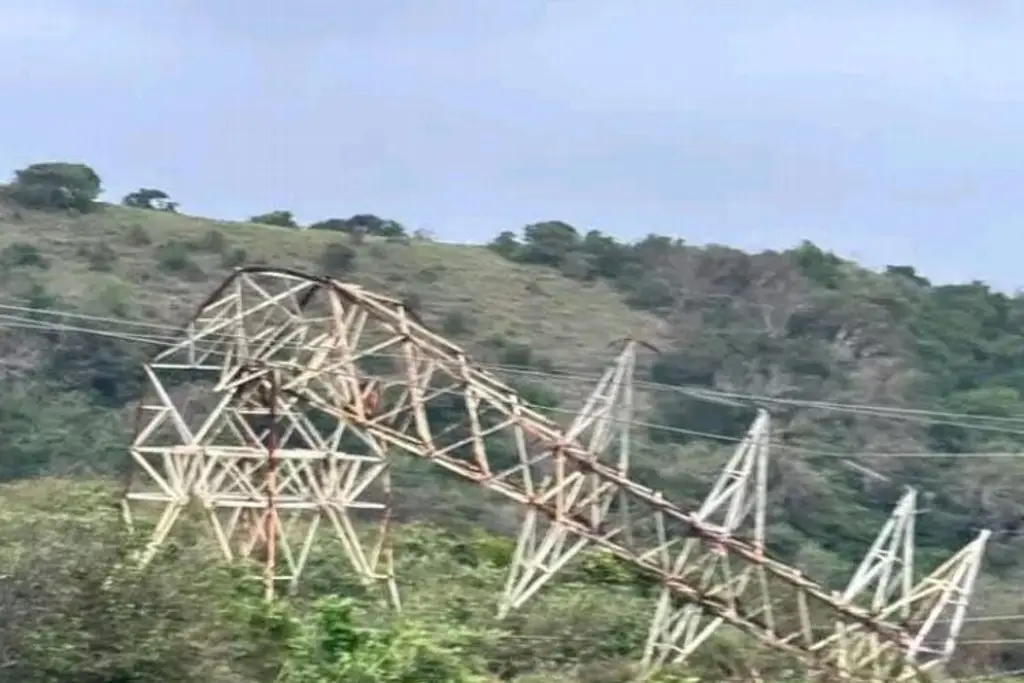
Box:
[1,1,1022,288]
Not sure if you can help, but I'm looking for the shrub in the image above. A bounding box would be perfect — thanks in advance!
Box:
[441,310,472,336]
[79,241,118,272]
[7,162,102,212]
[319,242,356,275]
[402,291,424,315]
[501,342,533,367]
[155,241,204,280]
[1,242,48,269]
[122,188,178,212]
[188,229,227,254]
[416,265,445,284]
[221,247,247,268]
[124,223,152,246]
[249,210,297,228]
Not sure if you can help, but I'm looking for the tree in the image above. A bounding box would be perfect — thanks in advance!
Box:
[309,218,349,232]
[347,213,406,237]
[519,221,581,266]
[122,188,178,212]
[6,162,102,212]
[487,231,520,259]
[0,482,260,683]
[250,210,298,228]
[309,214,407,237]
[580,229,630,278]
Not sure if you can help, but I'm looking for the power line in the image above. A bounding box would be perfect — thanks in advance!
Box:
[3,296,1024,424]
[0,299,1002,426]
[4,304,1024,459]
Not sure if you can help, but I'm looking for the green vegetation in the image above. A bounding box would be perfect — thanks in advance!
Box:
[1,161,1023,680]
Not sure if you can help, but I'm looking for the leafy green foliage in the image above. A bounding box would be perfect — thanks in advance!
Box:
[79,240,120,271]
[320,242,357,274]
[278,596,486,683]
[155,240,205,279]
[5,162,102,212]
[0,479,772,683]
[251,210,299,228]
[0,242,48,269]
[310,214,406,238]
[123,187,179,212]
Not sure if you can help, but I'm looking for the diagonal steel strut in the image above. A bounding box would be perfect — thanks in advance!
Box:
[826,488,989,682]
[498,339,636,617]
[640,409,770,679]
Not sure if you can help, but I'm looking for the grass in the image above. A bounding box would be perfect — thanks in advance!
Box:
[0,202,665,373]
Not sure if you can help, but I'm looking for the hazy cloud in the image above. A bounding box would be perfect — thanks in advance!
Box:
[1,0,1022,287]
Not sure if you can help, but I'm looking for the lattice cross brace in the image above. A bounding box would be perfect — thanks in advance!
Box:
[815,487,989,683]
[640,409,771,678]
[124,273,400,604]
[498,341,637,616]
[832,530,990,682]
[828,488,917,682]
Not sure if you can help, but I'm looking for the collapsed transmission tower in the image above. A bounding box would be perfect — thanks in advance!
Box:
[123,269,400,604]
[121,267,989,681]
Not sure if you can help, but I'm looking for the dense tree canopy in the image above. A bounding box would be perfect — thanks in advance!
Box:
[4,162,103,212]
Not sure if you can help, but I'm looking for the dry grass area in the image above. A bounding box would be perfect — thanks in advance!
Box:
[0,201,666,375]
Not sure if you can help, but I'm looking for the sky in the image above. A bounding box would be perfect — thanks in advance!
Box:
[1,0,1022,288]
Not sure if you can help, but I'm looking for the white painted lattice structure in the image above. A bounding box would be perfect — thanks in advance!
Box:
[121,267,990,682]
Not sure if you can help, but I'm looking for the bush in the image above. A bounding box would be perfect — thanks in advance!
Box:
[124,223,152,246]
[441,310,472,336]
[502,342,532,367]
[122,188,178,212]
[512,379,560,411]
[249,210,297,228]
[221,247,247,268]
[1,242,48,269]
[7,162,102,212]
[319,242,357,275]
[78,241,118,272]
[416,265,445,284]
[309,214,406,238]
[155,241,204,280]
[188,229,227,254]
[402,291,424,315]
[559,251,596,280]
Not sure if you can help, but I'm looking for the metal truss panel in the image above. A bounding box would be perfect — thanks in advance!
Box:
[122,270,399,604]
[498,340,637,617]
[121,268,991,681]
[640,409,771,678]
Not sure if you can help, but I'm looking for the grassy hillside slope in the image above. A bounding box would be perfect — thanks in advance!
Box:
[0,201,665,367]
[3,193,1024,680]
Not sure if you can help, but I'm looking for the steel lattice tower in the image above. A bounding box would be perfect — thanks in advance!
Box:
[123,269,400,604]
[121,267,990,682]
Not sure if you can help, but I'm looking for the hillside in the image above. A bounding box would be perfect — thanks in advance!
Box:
[1,165,1024,681]
[0,200,666,364]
